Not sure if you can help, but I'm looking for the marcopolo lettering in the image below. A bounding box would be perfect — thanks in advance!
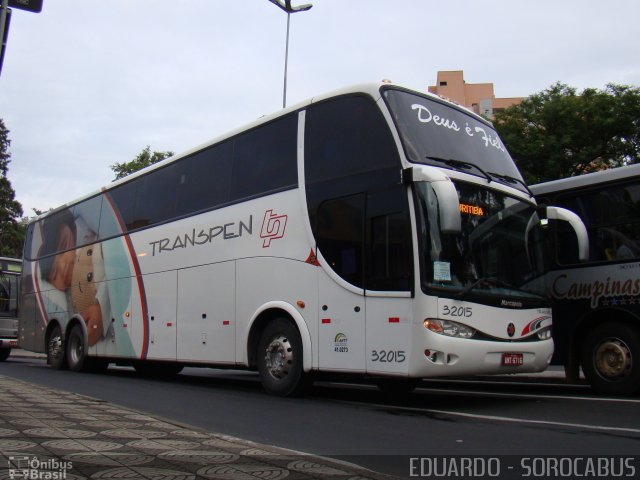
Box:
[149,216,253,256]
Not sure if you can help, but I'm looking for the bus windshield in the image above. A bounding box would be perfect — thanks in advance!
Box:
[383,88,527,192]
[0,271,19,318]
[415,181,546,302]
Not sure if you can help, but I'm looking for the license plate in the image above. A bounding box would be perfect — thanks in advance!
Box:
[502,353,524,366]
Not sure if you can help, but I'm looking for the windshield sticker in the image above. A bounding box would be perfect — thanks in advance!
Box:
[411,103,506,153]
[434,261,451,281]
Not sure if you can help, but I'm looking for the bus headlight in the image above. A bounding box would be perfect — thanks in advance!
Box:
[423,319,476,339]
[536,327,552,341]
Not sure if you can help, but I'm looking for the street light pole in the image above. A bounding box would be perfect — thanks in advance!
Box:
[283,11,291,109]
[0,0,8,77]
[267,0,312,108]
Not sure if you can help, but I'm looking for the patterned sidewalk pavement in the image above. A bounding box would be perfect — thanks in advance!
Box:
[0,376,395,480]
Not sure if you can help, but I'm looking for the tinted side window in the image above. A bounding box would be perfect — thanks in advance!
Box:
[109,143,235,232]
[555,181,640,264]
[35,207,75,281]
[305,95,405,289]
[305,95,399,186]
[315,189,412,291]
[317,194,365,288]
[37,208,76,258]
[230,114,298,201]
[176,141,233,217]
[108,181,138,231]
[74,195,103,244]
[305,95,401,220]
[366,187,412,291]
[133,163,180,228]
[108,115,297,233]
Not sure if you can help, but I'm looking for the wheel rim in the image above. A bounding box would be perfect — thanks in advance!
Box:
[68,332,83,365]
[264,334,293,380]
[593,337,632,380]
[48,334,63,362]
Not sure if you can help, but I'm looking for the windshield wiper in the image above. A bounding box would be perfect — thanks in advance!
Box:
[455,276,518,299]
[487,172,533,196]
[426,156,492,182]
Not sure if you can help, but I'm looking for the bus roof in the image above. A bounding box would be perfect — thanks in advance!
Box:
[106,82,486,188]
[0,257,22,273]
[31,81,488,223]
[530,164,640,196]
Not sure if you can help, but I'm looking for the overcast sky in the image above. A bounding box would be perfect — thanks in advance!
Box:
[1,0,639,216]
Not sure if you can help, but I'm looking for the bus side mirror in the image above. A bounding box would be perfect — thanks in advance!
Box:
[544,206,590,262]
[406,167,461,234]
[432,179,461,234]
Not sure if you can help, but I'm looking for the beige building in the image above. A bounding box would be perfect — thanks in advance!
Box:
[428,70,523,118]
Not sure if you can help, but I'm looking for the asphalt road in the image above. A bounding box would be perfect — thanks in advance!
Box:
[1,354,639,478]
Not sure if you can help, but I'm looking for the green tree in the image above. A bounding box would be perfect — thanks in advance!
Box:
[0,119,24,258]
[494,82,640,184]
[110,145,174,181]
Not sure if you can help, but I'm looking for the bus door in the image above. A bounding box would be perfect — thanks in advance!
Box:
[316,194,367,372]
[364,189,413,376]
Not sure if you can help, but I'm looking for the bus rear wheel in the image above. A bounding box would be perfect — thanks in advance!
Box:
[257,318,309,397]
[47,324,67,370]
[67,324,88,372]
[581,322,640,396]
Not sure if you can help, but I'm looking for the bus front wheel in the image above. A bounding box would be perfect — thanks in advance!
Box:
[581,322,640,396]
[257,318,309,397]
[47,324,67,370]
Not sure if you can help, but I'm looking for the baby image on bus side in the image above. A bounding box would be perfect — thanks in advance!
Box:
[31,198,137,357]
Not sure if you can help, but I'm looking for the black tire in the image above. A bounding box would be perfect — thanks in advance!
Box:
[257,318,309,397]
[581,322,640,396]
[47,323,67,370]
[0,348,10,362]
[67,324,88,372]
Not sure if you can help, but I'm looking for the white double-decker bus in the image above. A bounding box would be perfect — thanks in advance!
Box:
[18,83,587,395]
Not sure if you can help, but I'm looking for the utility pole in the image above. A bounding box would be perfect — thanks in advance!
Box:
[266,0,312,108]
[0,0,44,76]
[0,0,10,75]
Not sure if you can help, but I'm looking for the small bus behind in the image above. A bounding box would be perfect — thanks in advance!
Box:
[532,164,640,395]
[0,257,22,361]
